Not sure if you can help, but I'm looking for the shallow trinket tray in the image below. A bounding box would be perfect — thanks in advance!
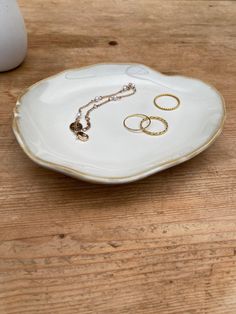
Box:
[13,63,225,184]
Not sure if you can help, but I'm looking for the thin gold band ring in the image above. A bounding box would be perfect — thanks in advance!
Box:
[140,116,168,136]
[123,114,151,133]
[154,94,180,111]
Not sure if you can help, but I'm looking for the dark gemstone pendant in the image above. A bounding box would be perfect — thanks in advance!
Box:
[77,131,89,142]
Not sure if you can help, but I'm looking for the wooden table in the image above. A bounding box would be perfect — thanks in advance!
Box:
[0,1,235,313]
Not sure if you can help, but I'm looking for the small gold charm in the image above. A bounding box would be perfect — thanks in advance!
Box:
[77,131,89,142]
[70,122,82,132]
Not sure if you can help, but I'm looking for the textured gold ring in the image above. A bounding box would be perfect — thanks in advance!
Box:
[123,114,151,133]
[140,116,168,136]
[154,94,180,111]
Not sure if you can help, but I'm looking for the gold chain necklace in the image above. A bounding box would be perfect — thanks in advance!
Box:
[70,83,136,141]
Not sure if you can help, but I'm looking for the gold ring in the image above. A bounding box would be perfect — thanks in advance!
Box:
[123,114,151,133]
[140,116,168,136]
[154,94,180,111]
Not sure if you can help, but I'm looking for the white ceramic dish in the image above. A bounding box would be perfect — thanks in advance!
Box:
[13,63,225,184]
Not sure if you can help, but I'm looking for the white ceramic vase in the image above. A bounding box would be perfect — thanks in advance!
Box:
[0,0,27,72]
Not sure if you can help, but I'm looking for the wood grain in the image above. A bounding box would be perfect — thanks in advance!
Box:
[0,0,236,313]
